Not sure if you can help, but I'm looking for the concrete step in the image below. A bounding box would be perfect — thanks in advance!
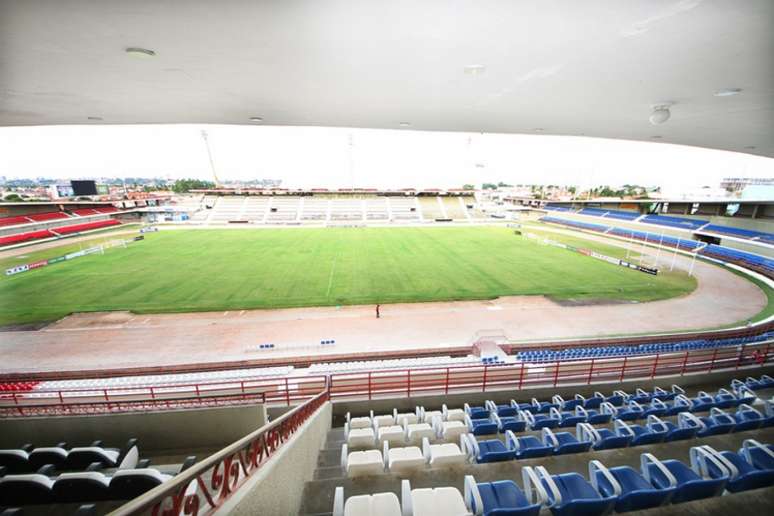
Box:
[298,427,774,515]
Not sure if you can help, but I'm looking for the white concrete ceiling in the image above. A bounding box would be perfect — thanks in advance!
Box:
[1,0,773,157]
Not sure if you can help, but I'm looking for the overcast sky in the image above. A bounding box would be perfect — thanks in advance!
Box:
[1,124,773,193]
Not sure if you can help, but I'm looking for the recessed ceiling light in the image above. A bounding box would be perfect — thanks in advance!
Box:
[533,128,544,132]
[399,122,411,128]
[714,88,742,97]
[651,135,662,139]
[87,116,103,121]
[464,64,486,75]
[125,47,156,58]
[649,103,673,125]
[249,117,263,123]
[744,145,756,150]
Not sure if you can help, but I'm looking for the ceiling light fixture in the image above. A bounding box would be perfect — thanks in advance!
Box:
[249,117,263,123]
[399,122,411,128]
[464,64,486,75]
[649,103,673,125]
[87,116,103,121]
[651,135,662,139]
[714,88,742,97]
[125,47,156,58]
[533,128,544,132]
[744,145,756,150]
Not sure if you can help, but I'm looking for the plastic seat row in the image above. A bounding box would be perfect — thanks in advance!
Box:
[0,439,139,474]
[334,441,774,515]
[0,453,197,506]
[341,436,470,477]
[344,384,763,447]
[0,382,38,393]
[701,224,774,241]
[516,333,772,362]
[732,374,774,392]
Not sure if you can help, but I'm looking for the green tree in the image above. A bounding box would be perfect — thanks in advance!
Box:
[462,184,475,190]
[3,193,22,202]
[172,179,216,193]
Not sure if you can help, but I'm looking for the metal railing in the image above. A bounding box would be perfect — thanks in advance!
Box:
[110,388,329,516]
[0,374,328,417]
[326,341,771,401]
[3,340,770,418]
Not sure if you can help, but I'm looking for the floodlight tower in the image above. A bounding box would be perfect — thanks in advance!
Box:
[201,130,222,187]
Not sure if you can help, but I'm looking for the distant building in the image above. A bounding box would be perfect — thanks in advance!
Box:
[720,177,774,192]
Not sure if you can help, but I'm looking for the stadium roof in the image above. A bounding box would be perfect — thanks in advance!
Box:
[1,1,772,157]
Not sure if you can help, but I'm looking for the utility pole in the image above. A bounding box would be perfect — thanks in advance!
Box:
[201,130,221,187]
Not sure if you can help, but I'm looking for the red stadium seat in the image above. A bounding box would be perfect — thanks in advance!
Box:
[52,219,121,235]
[0,229,53,246]
[0,211,68,227]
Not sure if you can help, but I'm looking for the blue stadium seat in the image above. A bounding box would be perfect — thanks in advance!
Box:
[486,400,518,418]
[541,428,592,456]
[465,472,544,516]
[699,442,774,493]
[530,398,559,414]
[550,407,587,428]
[578,422,632,450]
[694,408,737,437]
[522,409,560,430]
[581,393,605,409]
[592,454,677,512]
[687,391,717,413]
[741,439,774,470]
[641,398,669,418]
[712,388,743,409]
[647,414,701,442]
[530,464,618,516]
[576,404,615,425]
[615,400,645,421]
[510,434,554,460]
[733,404,765,431]
[465,414,498,436]
[465,402,490,420]
[491,411,527,433]
[644,447,729,503]
[552,394,584,411]
[464,434,517,464]
[614,419,667,447]
[664,394,693,416]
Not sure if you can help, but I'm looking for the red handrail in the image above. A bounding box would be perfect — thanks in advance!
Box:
[2,342,771,418]
[110,389,330,516]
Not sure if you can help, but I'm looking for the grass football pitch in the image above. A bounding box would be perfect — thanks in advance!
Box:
[0,226,697,326]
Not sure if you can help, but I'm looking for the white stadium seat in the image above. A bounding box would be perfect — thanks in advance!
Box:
[333,487,401,516]
[393,407,420,426]
[383,441,425,474]
[402,479,473,516]
[370,410,396,427]
[340,445,383,478]
[443,404,466,422]
[433,417,467,441]
[345,423,375,449]
[346,412,372,430]
[422,436,468,468]
[404,420,435,443]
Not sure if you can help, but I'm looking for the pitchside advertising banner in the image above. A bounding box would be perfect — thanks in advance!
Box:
[5,236,142,276]
[526,232,659,276]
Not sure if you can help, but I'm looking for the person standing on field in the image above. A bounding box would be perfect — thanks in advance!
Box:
[376,304,381,319]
